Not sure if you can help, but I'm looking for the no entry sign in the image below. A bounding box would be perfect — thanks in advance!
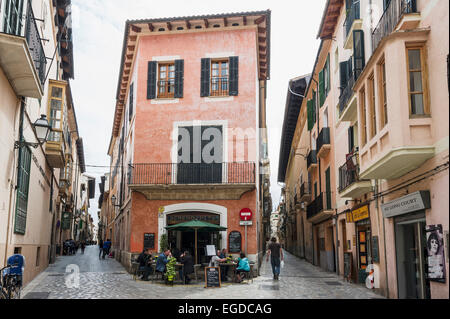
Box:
[239,208,253,221]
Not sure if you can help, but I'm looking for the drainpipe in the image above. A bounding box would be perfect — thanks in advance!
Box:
[334,210,339,276]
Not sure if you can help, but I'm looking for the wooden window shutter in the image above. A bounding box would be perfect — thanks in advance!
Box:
[147,61,157,99]
[339,61,348,93]
[174,59,184,98]
[319,69,325,107]
[312,90,317,125]
[307,99,314,131]
[348,126,354,153]
[129,83,134,121]
[14,146,31,234]
[229,56,239,96]
[353,30,365,80]
[326,54,331,95]
[200,58,211,97]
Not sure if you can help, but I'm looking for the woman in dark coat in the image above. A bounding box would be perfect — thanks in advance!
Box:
[180,251,194,284]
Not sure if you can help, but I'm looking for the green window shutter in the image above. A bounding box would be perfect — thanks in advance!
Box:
[312,90,317,125]
[200,58,211,97]
[326,54,331,96]
[307,99,313,131]
[14,146,31,234]
[174,59,184,98]
[229,56,239,96]
[319,69,325,107]
[147,61,157,99]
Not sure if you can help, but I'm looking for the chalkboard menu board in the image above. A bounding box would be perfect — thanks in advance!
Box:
[344,252,352,280]
[228,231,241,253]
[205,267,221,288]
[144,233,155,249]
[371,236,379,263]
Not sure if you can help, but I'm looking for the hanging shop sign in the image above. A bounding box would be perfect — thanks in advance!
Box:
[352,205,369,222]
[381,191,431,218]
[425,224,446,283]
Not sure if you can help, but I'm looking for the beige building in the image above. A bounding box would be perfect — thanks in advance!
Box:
[0,0,85,286]
[279,0,448,299]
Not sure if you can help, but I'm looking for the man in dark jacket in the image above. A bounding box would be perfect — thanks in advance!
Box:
[137,248,152,281]
[180,251,194,284]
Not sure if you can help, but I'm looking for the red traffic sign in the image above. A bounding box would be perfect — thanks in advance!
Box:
[239,208,253,221]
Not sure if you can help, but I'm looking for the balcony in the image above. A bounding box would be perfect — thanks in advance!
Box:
[316,127,331,158]
[129,162,256,200]
[306,192,334,223]
[338,162,372,199]
[0,0,46,98]
[372,0,419,53]
[339,57,359,121]
[343,0,362,50]
[299,182,312,203]
[307,150,318,172]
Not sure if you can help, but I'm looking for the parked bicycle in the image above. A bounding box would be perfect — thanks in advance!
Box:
[0,264,21,299]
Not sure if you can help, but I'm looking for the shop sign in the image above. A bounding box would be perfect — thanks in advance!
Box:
[381,191,431,218]
[346,210,353,223]
[352,205,369,222]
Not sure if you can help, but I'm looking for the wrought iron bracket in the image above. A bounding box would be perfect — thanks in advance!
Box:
[14,140,40,149]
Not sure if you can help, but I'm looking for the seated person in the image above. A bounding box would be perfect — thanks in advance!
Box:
[137,248,152,281]
[235,252,250,283]
[155,249,171,275]
[210,250,228,282]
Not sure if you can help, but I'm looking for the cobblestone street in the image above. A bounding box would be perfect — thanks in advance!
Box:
[21,246,384,299]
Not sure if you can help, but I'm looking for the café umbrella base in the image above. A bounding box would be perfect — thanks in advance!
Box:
[165,220,227,264]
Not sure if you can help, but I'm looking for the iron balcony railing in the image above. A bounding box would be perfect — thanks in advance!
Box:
[130,162,255,185]
[210,76,229,96]
[300,182,311,198]
[307,150,317,168]
[306,191,333,220]
[1,0,47,85]
[339,163,360,192]
[344,0,361,40]
[372,0,418,53]
[317,127,331,154]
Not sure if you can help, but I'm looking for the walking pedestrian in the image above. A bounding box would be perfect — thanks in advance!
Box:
[102,239,111,259]
[81,241,86,254]
[98,239,104,259]
[266,237,284,280]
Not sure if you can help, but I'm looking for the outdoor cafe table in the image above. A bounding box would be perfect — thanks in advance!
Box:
[219,262,237,282]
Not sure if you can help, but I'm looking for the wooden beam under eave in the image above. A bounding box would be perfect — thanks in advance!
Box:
[260,61,267,67]
[129,35,137,42]
[243,16,247,25]
[148,23,154,32]
[254,16,266,24]
[123,77,129,81]
[185,20,191,29]
[126,54,133,60]
[259,45,266,52]
[124,70,130,75]
[167,22,172,31]
[127,45,135,51]
[258,27,266,34]
[204,19,209,28]
[258,36,267,43]
[224,18,228,27]
[259,53,267,59]
[131,25,142,33]
[125,62,131,68]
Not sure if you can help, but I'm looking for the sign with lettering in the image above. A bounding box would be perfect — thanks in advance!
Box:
[167,212,220,225]
[205,267,221,288]
[144,233,155,250]
[346,210,353,223]
[352,205,369,222]
[228,231,241,253]
[381,191,431,218]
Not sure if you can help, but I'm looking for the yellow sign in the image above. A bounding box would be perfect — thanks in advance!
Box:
[346,211,353,223]
[352,205,369,222]
[158,206,165,213]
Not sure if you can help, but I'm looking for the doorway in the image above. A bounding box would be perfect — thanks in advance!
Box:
[395,212,430,299]
[356,219,372,283]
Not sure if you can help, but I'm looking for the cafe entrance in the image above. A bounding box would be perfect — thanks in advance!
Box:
[166,212,221,263]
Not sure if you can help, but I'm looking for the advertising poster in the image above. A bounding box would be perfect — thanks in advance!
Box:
[425,224,446,282]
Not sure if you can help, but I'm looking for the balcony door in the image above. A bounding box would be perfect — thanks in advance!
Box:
[177,125,223,184]
[2,0,24,35]
[325,167,331,210]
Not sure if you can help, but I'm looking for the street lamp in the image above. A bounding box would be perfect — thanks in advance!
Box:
[110,195,121,207]
[15,114,52,149]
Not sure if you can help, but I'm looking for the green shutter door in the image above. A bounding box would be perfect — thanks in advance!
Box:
[326,54,331,96]
[229,56,239,96]
[200,58,211,97]
[325,167,331,210]
[307,99,313,131]
[319,69,325,107]
[174,59,184,98]
[147,61,157,99]
[312,90,317,124]
[14,146,31,234]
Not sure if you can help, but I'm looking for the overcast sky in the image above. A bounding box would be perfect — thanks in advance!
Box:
[70,0,327,226]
